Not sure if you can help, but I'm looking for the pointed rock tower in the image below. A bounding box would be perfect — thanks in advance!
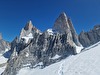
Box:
[24,20,40,32]
[53,12,81,46]
[68,18,81,46]
[24,20,33,31]
[0,33,2,40]
[53,12,70,33]
[20,20,41,39]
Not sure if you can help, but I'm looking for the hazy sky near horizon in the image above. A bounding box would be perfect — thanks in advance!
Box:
[0,0,100,41]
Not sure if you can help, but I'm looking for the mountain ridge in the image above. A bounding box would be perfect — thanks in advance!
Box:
[0,12,100,75]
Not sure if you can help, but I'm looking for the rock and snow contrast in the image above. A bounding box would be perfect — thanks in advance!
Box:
[21,33,33,43]
[46,29,54,35]
[0,12,100,75]
[0,37,10,74]
[0,54,8,74]
[17,41,100,75]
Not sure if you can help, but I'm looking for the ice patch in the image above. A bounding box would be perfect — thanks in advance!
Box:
[5,48,9,52]
[51,54,61,59]
[47,29,54,35]
[28,33,33,37]
[26,53,29,57]
[22,33,33,43]
[33,62,43,69]
[23,64,31,67]
[75,45,83,54]
[73,43,83,54]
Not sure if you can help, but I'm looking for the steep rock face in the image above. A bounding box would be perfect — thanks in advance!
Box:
[2,13,83,75]
[53,12,81,46]
[0,33,2,40]
[24,21,33,30]
[3,33,75,75]
[53,12,70,33]
[20,20,40,40]
[0,33,10,53]
[79,25,100,47]
[11,37,19,51]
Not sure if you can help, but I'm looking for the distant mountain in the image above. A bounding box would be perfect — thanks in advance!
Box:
[79,25,100,47]
[0,33,10,54]
[0,33,10,74]
[1,12,100,75]
[53,12,81,46]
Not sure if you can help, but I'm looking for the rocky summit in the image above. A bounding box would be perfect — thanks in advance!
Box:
[1,12,100,75]
[0,33,10,54]
[0,33,2,40]
[79,25,100,47]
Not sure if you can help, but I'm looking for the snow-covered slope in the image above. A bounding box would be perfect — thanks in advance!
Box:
[0,54,8,74]
[17,41,100,75]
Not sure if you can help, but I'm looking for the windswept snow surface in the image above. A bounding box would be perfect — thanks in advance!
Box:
[0,66,6,74]
[17,42,100,75]
[0,54,7,65]
[0,54,8,74]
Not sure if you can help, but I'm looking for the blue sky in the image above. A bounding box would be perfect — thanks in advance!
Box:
[0,0,100,41]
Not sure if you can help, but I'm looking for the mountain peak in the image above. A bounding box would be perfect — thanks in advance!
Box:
[58,12,68,22]
[53,12,81,46]
[24,20,33,30]
[0,33,2,40]
[53,12,70,33]
[60,12,67,18]
[94,25,100,30]
[29,20,32,25]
